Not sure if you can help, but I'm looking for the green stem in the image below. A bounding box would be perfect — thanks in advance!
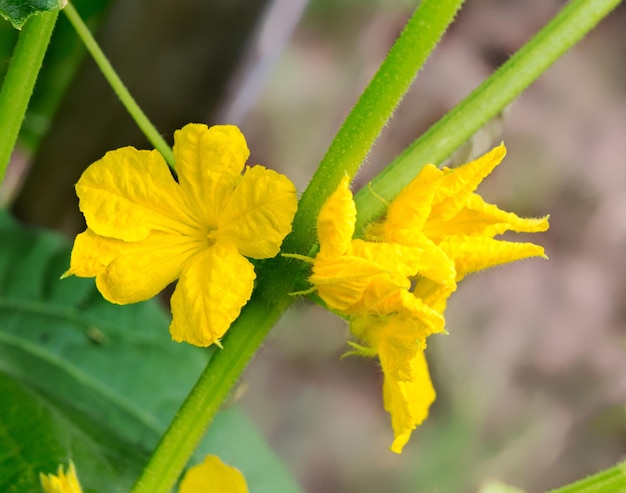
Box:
[0,11,59,185]
[131,1,462,492]
[63,3,175,167]
[262,0,464,297]
[284,0,464,257]
[547,460,626,493]
[354,0,622,233]
[130,296,292,493]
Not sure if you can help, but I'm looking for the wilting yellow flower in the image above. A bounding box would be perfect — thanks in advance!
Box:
[179,455,248,493]
[308,145,549,453]
[64,124,297,347]
[40,461,82,493]
[310,175,453,329]
[367,144,549,313]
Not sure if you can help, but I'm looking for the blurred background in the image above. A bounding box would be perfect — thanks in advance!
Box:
[2,0,625,491]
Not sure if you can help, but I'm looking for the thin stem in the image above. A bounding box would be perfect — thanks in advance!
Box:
[0,11,59,185]
[63,3,175,167]
[546,460,626,493]
[354,0,623,232]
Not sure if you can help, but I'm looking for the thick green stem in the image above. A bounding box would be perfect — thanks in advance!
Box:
[354,0,622,232]
[63,3,175,168]
[0,11,59,185]
[130,296,292,493]
[547,460,626,493]
[130,1,462,492]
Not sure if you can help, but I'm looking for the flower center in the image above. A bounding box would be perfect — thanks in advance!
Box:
[207,229,219,245]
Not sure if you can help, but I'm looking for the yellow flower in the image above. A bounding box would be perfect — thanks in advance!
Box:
[64,124,297,347]
[367,144,549,311]
[40,461,82,493]
[308,145,549,453]
[179,455,248,493]
[310,175,454,329]
[309,176,452,454]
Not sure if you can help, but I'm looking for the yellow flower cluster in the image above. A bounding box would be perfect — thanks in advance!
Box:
[65,124,297,347]
[64,124,548,455]
[309,144,549,453]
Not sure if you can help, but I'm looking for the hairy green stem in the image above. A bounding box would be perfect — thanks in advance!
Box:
[354,0,623,232]
[130,1,463,491]
[284,0,464,257]
[547,460,626,493]
[0,11,59,185]
[130,296,291,493]
[63,3,175,167]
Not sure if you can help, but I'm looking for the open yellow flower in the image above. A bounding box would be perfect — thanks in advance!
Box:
[64,124,297,347]
[40,461,82,493]
[179,455,248,493]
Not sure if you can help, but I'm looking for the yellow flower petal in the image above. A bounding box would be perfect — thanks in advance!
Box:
[411,276,455,315]
[440,235,547,281]
[170,242,256,347]
[317,175,356,257]
[379,164,442,238]
[76,147,196,241]
[425,193,549,242]
[311,254,391,311]
[174,124,249,227]
[350,298,444,368]
[382,350,435,454]
[429,144,506,223]
[219,165,298,259]
[179,455,248,493]
[65,229,199,304]
[40,461,82,493]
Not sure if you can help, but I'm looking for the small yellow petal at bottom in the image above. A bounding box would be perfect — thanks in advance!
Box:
[40,461,82,493]
[179,455,248,493]
[170,242,256,347]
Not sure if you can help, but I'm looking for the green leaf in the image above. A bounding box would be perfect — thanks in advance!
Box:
[0,212,211,447]
[0,210,303,491]
[0,0,65,29]
[0,370,148,493]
